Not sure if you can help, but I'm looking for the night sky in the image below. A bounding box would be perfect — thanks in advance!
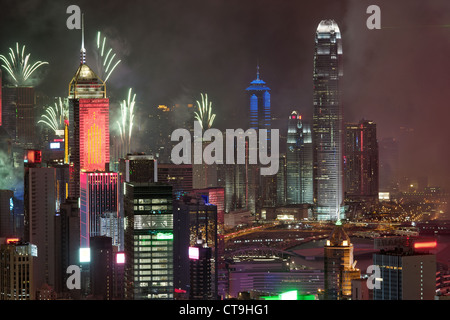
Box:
[1,0,450,190]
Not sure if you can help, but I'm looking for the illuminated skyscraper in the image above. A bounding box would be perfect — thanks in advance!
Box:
[173,193,218,299]
[79,172,118,249]
[246,65,271,133]
[344,120,379,202]
[0,190,14,237]
[286,111,313,204]
[124,182,174,300]
[68,32,109,198]
[312,20,344,221]
[246,65,276,212]
[0,239,37,300]
[373,237,437,300]
[323,221,360,300]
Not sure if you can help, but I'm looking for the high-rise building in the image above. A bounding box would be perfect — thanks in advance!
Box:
[379,137,399,192]
[246,65,271,134]
[276,154,287,206]
[286,111,313,204]
[54,197,79,297]
[68,44,109,198]
[173,193,218,299]
[245,66,273,214]
[1,85,36,148]
[89,236,113,300]
[25,166,56,293]
[372,237,437,300]
[79,171,118,249]
[119,154,158,184]
[0,238,37,300]
[217,131,259,214]
[157,163,193,199]
[189,239,212,300]
[312,20,344,221]
[323,220,360,300]
[344,120,379,202]
[124,182,174,300]
[0,190,14,238]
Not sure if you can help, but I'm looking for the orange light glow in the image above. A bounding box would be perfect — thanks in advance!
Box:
[6,238,20,244]
[414,241,437,249]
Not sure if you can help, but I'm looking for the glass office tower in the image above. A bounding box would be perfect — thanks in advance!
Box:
[286,111,313,204]
[124,182,173,300]
[312,20,344,221]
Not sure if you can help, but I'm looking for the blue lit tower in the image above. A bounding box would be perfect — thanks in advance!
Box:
[312,20,344,221]
[246,65,271,134]
[245,66,274,211]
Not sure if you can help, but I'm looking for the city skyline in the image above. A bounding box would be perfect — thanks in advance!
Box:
[0,0,449,190]
[1,0,450,307]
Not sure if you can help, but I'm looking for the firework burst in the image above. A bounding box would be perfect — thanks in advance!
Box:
[117,88,136,155]
[95,31,121,82]
[194,93,216,130]
[37,97,69,134]
[0,42,48,86]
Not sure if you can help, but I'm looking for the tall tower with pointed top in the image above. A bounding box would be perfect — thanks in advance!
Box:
[312,20,344,221]
[323,220,360,300]
[246,65,271,133]
[68,19,110,199]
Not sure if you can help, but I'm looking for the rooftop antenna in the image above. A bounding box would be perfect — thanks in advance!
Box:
[256,58,260,80]
[80,13,86,64]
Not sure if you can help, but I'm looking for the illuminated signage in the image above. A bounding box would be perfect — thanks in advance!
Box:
[79,98,110,172]
[414,241,437,249]
[116,252,125,264]
[31,244,38,257]
[189,247,199,260]
[50,142,61,149]
[6,238,20,244]
[156,232,173,240]
[261,290,315,301]
[79,248,91,263]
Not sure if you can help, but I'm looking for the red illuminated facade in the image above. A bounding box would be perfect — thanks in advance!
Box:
[78,98,110,172]
[68,61,109,198]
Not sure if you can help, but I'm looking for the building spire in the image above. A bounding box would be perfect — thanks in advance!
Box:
[80,13,86,64]
[256,62,260,80]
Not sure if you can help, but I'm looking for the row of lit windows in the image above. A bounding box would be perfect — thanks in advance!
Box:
[134,205,168,211]
[135,246,170,252]
[134,198,168,204]
[134,258,170,264]
[134,252,168,258]
[134,241,171,246]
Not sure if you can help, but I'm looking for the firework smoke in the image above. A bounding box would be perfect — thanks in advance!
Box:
[0,42,48,86]
[194,93,216,130]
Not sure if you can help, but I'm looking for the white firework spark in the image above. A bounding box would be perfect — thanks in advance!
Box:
[0,42,48,86]
[117,88,136,155]
[95,31,121,82]
[194,93,216,130]
[38,98,69,134]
